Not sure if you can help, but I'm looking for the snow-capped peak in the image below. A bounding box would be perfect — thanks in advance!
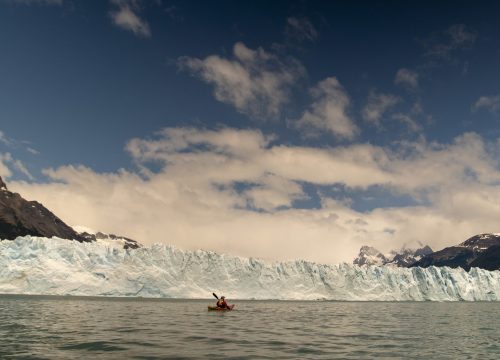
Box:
[459,233,500,252]
[385,245,433,267]
[72,225,97,235]
[353,244,433,267]
[353,246,388,266]
[72,225,141,249]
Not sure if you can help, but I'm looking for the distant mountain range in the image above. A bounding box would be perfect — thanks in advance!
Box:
[354,234,500,271]
[411,233,500,271]
[353,244,433,267]
[0,176,140,249]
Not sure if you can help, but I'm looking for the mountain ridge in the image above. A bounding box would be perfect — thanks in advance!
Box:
[411,233,500,270]
[353,244,433,267]
[355,234,500,271]
[0,176,86,241]
[0,176,141,249]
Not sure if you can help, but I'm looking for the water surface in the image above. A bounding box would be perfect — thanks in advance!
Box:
[0,295,498,359]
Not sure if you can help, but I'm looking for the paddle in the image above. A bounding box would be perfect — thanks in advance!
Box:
[212,293,233,310]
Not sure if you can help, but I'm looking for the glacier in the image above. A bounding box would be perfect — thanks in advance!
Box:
[0,236,499,301]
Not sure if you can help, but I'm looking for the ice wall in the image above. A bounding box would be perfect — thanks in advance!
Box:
[0,236,499,301]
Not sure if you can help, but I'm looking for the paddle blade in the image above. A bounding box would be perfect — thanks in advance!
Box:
[212,292,219,299]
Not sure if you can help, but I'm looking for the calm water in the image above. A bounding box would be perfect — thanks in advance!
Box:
[0,296,498,359]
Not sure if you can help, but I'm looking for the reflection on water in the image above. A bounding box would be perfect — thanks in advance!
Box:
[0,295,498,359]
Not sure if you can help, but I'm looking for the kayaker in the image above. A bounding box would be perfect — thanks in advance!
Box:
[216,296,229,309]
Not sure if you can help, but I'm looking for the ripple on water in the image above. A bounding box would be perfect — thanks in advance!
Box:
[59,341,127,352]
[0,297,498,359]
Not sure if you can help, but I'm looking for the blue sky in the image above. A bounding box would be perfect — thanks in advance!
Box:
[2,0,500,262]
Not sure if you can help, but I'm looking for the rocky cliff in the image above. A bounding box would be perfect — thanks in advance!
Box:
[0,176,86,241]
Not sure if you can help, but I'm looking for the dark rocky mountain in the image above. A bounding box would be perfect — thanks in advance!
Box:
[460,233,500,251]
[0,176,87,242]
[412,234,500,271]
[0,176,141,249]
[468,246,500,271]
[355,234,500,271]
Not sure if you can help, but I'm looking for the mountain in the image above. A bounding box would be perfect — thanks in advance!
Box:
[0,177,140,249]
[469,245,500,271]
[78,230,141,250]
[0,236,498,300]
[386,245,434,267]
[353,246,388,266]
[353,244,433,267]
[0,176,87,242]
[412,233,500,270]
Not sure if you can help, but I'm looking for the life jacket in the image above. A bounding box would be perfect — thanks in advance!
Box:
[216,299,227,308]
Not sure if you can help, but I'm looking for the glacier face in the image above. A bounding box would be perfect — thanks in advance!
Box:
[1,236,499,301]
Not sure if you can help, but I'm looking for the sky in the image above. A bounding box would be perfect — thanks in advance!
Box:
[2,0,500,263]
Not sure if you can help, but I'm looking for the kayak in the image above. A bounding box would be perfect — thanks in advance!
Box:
[208,304,235,311]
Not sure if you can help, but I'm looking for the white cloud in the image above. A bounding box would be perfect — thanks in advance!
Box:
[110,0,151,38]
[447,24,477,48]
[286,17,318,42]
[472,94,500,113]
[394,68,419,89]
[293,77,359,139]
[0,152,33,180]
[0,130,40,156]
[10,127,500,264]
[0,131,11,146]
[27,147,39,155]
[391,113,422,133]
[362,92,400,126]
[179,42,306,119]
[423,24,478,61]
[0,153,13,178]
[12,159,34,180]
[243,173,305,211]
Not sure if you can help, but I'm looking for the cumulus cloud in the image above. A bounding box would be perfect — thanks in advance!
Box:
[293,77,359,139]
[362,92,400,127]
[178,42,306,119]
[394,68,419,89]
[110,0,151,38]
[9,127,500,264]
[285,17,318,42]
[472,94,500,113]
[242,173,305,211]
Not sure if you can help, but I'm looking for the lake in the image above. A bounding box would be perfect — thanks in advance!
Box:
[0,295,498,359]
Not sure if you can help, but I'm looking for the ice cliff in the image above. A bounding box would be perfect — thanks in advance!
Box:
[1,236,499,301]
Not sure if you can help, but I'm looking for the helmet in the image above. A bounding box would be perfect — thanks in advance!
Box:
[221,296,225,299]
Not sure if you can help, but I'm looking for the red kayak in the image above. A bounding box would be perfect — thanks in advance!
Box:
[207,304,235,311]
